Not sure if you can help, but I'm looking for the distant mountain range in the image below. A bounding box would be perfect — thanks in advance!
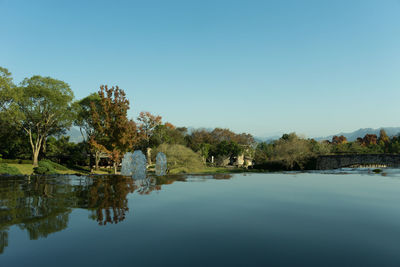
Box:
[254,136,282,143]
[254,127,400,143]
[315,127,400,142]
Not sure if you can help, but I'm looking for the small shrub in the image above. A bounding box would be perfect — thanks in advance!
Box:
[33,160,58,175]
[0,163,22,175]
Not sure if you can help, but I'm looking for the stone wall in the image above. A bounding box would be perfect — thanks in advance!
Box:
[316,154,400,170]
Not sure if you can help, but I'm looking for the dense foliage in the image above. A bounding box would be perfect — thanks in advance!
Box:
[17,76,75,166]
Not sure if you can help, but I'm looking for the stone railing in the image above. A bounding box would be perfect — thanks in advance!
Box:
[316,154,400,170]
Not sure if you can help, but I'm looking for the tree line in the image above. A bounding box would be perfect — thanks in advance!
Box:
[2,66,400,173]
[0,67,255,172]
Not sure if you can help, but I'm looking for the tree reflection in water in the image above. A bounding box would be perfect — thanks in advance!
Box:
[83,176,136,225]
[0,173,232,253]
[0,176,74,253]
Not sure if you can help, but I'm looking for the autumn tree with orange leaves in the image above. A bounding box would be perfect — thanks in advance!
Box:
[90,85,137,173]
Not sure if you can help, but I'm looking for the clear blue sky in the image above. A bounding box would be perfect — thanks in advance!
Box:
[1,0,400,137]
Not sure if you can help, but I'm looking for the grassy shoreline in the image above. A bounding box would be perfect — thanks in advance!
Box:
[0,162,253,176]
[0,163,111,175]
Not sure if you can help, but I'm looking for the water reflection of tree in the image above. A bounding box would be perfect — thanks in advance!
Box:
[0,230,8,254]
[0,177,74,253]
[79,176,193,225]
[75,176,136,225]
[0,173,233,254]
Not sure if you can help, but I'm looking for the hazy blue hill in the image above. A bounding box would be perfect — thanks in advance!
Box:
[254,136,282,143]
[186,127,214,134]
[316,127,400,142]
[254,127,400,143]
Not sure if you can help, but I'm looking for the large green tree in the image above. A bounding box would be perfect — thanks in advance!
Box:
[0,67,16,157]
[0,67,15,111]
[0,67,28,159]
[17,76,74,166]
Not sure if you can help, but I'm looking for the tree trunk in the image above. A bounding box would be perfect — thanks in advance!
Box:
[113,162,117,174]
[95,151,100,170]
[41,137,47,156]
[89,153,94,172]
[26,128,44,167]
[33,149,40,167]
[147,147,152,165]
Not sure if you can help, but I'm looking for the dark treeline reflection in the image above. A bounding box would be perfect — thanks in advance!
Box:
[0,173,232,253]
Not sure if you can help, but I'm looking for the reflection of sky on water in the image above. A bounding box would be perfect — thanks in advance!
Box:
[304,167,400,179]
[2,171,400,266]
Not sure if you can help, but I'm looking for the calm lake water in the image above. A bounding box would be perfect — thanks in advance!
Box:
[2,170,400,266]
